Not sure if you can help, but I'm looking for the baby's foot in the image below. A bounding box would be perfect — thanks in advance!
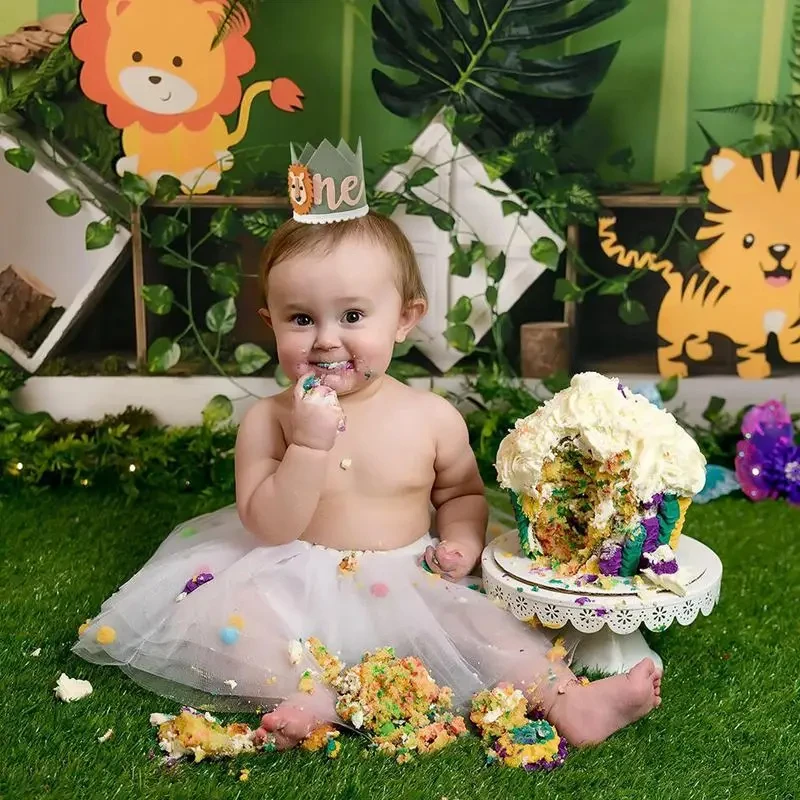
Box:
[548,658,662,747]
[254,702,324,751]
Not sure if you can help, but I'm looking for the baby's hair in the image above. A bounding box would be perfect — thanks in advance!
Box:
[259,210,428,307]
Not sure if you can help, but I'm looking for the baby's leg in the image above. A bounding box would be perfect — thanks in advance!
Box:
[428,584,662,746]
[255,688,338,750]
[541,659,662,747]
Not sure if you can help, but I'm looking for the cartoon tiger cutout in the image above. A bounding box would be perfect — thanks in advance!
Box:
[598,147,800,379]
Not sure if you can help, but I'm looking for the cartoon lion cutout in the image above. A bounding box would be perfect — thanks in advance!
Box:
[598,147,800,380]
[71,0,303,194]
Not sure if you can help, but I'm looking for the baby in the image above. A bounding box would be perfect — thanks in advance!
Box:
[242,210,661,747]
[72,210,660,754]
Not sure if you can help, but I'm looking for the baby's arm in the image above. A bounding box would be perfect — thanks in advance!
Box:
[428,395,488,577]
[235,395,331,546]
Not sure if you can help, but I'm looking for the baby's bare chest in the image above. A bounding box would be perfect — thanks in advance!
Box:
[325,411,436,497]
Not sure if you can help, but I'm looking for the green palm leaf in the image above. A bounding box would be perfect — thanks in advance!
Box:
[371,0,628,140]
[211,0,265,48]
[700,98,800,126]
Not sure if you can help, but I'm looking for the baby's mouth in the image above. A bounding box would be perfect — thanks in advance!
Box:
[311,360,354,372]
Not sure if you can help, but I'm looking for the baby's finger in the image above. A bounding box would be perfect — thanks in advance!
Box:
[434,546,461,571]
[423,545,443,574]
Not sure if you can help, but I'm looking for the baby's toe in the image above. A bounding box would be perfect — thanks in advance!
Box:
[260,709,286,732]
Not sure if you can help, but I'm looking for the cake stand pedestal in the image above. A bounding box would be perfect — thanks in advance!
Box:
[481,532,723,675]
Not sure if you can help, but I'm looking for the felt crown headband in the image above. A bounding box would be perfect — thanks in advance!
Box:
[288,138,369,224]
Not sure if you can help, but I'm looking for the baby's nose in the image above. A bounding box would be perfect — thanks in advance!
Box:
[314,324,340,349]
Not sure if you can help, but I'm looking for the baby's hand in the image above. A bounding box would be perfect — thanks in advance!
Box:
[424,540,479,582]
[291,373,345,452]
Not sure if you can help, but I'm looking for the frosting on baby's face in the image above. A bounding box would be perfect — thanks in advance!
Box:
[495,372,706,503]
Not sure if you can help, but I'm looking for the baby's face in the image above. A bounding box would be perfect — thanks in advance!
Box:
[266,237,415,395]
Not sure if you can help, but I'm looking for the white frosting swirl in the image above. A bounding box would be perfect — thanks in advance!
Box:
[495,372,706,503]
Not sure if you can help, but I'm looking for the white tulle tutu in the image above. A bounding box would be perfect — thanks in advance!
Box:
[73,505,566,716]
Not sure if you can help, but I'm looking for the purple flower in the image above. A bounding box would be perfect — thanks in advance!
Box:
[574,596,592,606]
[598,542,622,575]
[575,574,598,586]
[595,608,608,617]
[736,400,800,504]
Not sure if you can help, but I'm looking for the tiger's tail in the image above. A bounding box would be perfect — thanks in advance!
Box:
[597,214,681,289]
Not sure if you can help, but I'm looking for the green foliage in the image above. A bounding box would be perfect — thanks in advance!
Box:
[0,404,236,500]
[46,189,81,217]
[85,219,117,250]
[4,146,34,172]
[447,362,544,483]
[371,0,628,146]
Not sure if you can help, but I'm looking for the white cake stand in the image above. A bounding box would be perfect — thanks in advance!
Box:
[481,531,723,674]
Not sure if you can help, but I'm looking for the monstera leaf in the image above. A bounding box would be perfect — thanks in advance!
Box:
[372,0,627,142]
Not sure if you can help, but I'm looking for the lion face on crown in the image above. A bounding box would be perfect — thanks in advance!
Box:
[698,148,800,291]
[288,164,313,215]
[71,0,255,131]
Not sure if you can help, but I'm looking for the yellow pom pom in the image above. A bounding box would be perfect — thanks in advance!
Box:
[228,614,245,631]
[95,626,116,645]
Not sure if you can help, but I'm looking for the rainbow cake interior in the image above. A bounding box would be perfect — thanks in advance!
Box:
[509,442,691,578]
[495,372,706,586]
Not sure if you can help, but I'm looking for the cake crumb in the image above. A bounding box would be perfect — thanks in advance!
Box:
[547,638,567,662]
[338,553,359,575]
[224,679,238,690]
[54,673,93,703]
[288,639,303,665]
[298,670,315,693]
[339,458,352,470]
[239,768,250,782]
[29,647,41,657]
[97,728,113,743]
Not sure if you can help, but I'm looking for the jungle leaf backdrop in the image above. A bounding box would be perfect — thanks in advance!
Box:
[371,0,628,145]
[2,0,799,182]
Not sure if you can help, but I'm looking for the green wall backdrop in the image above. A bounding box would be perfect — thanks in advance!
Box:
[1,0,797,181]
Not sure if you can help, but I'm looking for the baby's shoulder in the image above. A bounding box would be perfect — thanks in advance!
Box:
[239,390,291,433]
[386,379,464,426]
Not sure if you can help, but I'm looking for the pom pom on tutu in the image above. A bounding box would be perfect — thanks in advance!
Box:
[470,685,568,771]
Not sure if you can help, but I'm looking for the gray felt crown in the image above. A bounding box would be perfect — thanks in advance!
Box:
[288,138,369,224]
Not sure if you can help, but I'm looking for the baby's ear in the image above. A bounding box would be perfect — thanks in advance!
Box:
[396,298,427,342]
[257,308,273,329]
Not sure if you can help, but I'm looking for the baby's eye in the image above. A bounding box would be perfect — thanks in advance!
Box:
[292,314,313,327]
[343,310,363,324]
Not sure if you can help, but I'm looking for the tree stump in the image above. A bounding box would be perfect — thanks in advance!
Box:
[520,322,571,378]
[0,265,56,348]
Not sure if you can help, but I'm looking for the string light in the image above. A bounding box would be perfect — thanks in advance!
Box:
[128,464,137,473]
[15,462,23,471]
[80,479,89,487]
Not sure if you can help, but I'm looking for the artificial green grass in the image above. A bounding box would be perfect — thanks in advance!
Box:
[2,488,798,800]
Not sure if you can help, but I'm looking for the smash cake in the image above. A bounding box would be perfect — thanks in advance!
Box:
[495,373,706,592]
